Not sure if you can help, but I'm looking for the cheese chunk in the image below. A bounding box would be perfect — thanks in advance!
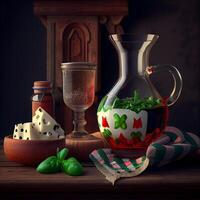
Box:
[22,122,40,140]
[13,122,39,140]
[32,107,65,139]
[13,123,24,139]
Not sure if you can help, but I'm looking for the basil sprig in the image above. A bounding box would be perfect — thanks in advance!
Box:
[36,148,83,176]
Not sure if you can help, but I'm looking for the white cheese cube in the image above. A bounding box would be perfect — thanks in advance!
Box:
[13,123,24,139]
[13,122,39,140]
[32,107,65,139]
[22,122,40,140]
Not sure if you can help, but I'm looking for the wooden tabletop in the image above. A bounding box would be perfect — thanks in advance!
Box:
[1,144,200,200]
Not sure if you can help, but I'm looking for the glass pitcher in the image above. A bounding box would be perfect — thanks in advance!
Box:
[97,34,182,153]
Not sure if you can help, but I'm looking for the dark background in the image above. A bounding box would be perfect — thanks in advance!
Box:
[0,0,200,138]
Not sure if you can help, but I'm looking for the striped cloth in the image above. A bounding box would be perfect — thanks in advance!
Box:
[89,126,200,185]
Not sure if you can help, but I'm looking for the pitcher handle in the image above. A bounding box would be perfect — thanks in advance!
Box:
[146,65,183,106]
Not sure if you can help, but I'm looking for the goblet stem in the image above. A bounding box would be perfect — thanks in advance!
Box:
[72,111,88,137]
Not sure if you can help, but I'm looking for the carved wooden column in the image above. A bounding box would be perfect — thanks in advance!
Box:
[34,0,128,134]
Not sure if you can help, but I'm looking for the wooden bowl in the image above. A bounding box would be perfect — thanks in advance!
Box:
[3,135,65,166]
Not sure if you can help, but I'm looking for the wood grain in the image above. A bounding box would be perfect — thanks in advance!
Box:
[1,162,200,193]
[1,143,200,199]
[34,0,128,16]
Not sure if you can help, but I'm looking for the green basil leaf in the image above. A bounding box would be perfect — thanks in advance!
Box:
[62,158,83,176]
[57,148,68,161]
[62,160,69,172]
[36,156,61,174]
[61,157,78,172]
[67,162,83,176]
[66,157,79,163]
[63,161,83,176]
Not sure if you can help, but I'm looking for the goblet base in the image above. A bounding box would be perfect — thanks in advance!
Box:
[71,131,88,138]
[65,133,105,161]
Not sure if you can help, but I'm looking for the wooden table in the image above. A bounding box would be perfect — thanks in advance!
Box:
[1,144,200,200]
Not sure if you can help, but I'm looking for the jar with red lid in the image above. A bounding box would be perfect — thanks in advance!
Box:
[32,81,54,117]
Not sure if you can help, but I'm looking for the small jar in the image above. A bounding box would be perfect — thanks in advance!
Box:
[32,81,54,117]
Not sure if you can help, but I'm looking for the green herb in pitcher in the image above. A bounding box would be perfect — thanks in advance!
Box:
[112,91,161,113]
[97,90,168,150]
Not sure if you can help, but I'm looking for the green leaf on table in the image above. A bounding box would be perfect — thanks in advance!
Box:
[62,158,83,176]
[57,148,68,161]
[36,156,61,174]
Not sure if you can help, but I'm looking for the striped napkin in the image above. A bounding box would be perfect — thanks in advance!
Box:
[89,126,200,184]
